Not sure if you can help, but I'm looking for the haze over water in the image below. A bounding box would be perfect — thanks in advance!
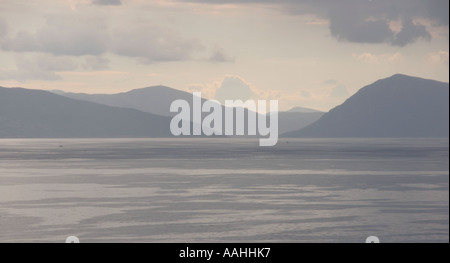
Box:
[0,138,448,243]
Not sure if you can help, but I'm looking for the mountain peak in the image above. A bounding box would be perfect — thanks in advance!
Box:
[285,75,449,138]
[124,85,181,94]
[287,106,323,113]
[390,73,414,79]
[376,74,445,87]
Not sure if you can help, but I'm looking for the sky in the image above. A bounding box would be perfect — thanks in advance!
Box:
[0,0,448,111]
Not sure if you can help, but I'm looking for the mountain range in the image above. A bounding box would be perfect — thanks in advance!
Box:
[54,86,324,135]
[0,87,171,138]
[285,74,449,138]
[1,74,448,139]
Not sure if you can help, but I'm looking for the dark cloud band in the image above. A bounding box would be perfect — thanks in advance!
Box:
[92,0,122,6]
[177,0,448,46]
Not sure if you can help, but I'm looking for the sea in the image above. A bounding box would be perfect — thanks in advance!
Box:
[0,138,448,243]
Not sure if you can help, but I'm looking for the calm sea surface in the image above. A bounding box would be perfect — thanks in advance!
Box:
[0,138,448,243]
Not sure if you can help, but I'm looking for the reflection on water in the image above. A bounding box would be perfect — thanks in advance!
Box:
[0,138,448,243]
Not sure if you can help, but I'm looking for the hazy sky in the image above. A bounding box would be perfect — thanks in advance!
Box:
[0,0,448,111]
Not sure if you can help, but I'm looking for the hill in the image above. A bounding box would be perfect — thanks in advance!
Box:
[56,86,323,135]
[284,74,449,138]
[0,87,172,138]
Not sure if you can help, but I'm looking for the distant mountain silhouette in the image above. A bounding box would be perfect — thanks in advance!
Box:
[55,86,190,117]
[284,74,449,138]
[56,86,322,136]
[277,111,324,134]
[0,87,172,138]
[287,106,322,113]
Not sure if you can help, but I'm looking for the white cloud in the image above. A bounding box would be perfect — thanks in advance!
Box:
[330,84,349,98]
[0,14,203,63]
[425,50,449,64]
[353,52,404,64]
[186,82,219,100]
[215,76,255,103]
[386,52,404,63]
[353,52,379,64]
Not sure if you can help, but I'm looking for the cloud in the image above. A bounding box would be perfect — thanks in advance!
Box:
[300,90,311,98]
[392,18,431,46]
[353,52,404,64]
[82,56,110,70]
[0,18,9,49]
[32,54,79,72]
[322,79,339,85]
[425,50,449,64]
[177,0,448,46]
[330,84,349,98]
[0,15,202,63]
[92,0,122,5]
[14,55,64,81]
[0,18,7,37]
[386,52,404,63]
[214,76,255,104]
[319,78,350,101]
[328,7,394,44]
[209,45,234,63]
[426,0,450,26]
[187,85,203,93]
[1,16,109,56]
[186,82,219,99]
[111,24,201,63]
[329,7,431,46]
[0,54,122,82]
[353,52,379,64]
[0,55,77,82]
